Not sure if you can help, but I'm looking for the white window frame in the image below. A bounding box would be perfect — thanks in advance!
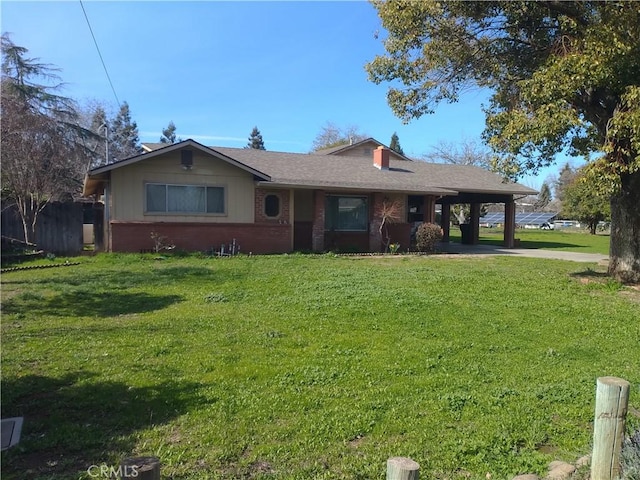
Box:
[144,182,227,215]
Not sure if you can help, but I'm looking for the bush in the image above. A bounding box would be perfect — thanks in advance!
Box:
[415,222,443,252]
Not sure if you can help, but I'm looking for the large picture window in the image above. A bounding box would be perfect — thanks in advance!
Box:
[325,196,368,231]
[146,183,225,214]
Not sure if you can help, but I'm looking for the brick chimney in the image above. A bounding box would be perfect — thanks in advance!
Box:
[373,146,390,170]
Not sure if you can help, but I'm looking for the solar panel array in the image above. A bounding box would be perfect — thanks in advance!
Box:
[480,212,557,226]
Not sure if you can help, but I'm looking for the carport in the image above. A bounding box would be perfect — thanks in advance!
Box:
[438,193,519,248]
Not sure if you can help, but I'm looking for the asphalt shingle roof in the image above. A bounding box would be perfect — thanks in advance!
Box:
[211,146,536,196]
[87,140,537,197]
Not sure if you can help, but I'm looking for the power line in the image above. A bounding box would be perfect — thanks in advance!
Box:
[79,0,120,106]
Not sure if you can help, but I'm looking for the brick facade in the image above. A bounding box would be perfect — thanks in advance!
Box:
[311,190,325,252]
[108,189,413,254]
[110,221,291,254]
[369,193,384,252]
[254,188,290,224]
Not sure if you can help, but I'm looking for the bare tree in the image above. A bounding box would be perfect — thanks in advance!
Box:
[377,197,403,252]
[311,121,368,151]
[422,138,492,169]
[1,34,89,245]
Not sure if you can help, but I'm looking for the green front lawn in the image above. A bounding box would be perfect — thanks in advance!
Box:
[448,228,610,255]
[1,253,637,479]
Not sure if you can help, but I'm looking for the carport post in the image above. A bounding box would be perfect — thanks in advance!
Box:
[470,203,481,244]
[504,199,516,248]
[440,204,451,242]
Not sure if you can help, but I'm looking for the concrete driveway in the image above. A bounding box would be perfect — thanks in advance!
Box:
[438,242,609,263]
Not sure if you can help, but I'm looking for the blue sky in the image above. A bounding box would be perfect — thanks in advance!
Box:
[2,1,578,189]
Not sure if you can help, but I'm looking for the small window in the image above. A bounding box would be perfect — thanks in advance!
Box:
[264,194,280,217]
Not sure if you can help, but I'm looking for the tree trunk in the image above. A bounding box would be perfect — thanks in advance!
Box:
[608,170,640,284]
[16,195,42,247]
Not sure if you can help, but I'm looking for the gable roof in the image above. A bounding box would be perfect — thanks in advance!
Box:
[316,137,413,161]
[83,139,270,196]
[84,139,537,198]
[141,142,166,152]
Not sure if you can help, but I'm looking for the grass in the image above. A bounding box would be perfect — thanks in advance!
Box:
[448,227,610,255]
[1,248,638,480]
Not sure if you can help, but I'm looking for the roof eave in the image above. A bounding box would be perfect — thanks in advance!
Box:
[256,180,457,196]
[87,139,271,181]
[82,173,108,197]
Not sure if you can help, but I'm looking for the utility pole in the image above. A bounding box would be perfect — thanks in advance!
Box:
[100,123,109,164]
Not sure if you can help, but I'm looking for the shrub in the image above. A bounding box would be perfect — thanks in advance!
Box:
[415,222,443,252]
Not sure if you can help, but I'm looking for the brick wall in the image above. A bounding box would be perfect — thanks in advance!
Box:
[369,193,384,252]
[110,221,291,254]
[254,188,290,224]
[311,190,325,252]
[386,223,412,250]
[325,231,369,252]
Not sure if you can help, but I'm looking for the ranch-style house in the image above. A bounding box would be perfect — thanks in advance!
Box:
[82,138,536,254]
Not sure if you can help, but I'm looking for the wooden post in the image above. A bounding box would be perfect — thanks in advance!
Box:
[387,456,419,480]
[120,457,160,480]
[441,204,451,243]
[504,199,516,248]
[592,377,630,480]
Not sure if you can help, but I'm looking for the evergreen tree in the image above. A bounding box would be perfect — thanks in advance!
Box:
[160,121,178,144]
[246,126,266,150]
[389,132,404,156]
[554,164,577,203]
[1,33,89,244]
[109,101,141,161]
[89,105,108,166]
[534,182,552,211]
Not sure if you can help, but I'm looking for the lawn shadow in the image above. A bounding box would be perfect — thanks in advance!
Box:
[2,290,183,317]
[476,238,585,250]
[569,268,610,279]
[1,372,208,479]
[2,264,239,288]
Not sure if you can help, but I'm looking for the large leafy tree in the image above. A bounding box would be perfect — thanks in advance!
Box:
[563,167,611,234]
[1,33,89,245]
[367,1,640,283]
[246,126,266,150]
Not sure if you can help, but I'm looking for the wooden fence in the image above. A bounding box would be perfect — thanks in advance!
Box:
[1,201,86,255]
